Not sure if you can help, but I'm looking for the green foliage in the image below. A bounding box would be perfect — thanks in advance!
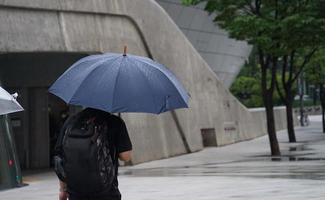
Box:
[305,49,325,86]
[293,99,318,108]
[230,64,284,108]
[237,48,260,78]
[230,76,263,107]
[184,0,325,150]
[184,0,325,105]
[182,0,325,56]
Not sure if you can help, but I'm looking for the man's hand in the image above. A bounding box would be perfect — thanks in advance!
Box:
[59,191,68,200]
[59,180,68,200]
[119,150,132,162]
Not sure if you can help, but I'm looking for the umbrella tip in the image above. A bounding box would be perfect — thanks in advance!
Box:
[123,46,127,56]
[11,92,18,99]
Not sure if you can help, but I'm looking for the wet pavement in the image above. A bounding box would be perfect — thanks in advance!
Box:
[120,116,325,182]
[1,116,325,199]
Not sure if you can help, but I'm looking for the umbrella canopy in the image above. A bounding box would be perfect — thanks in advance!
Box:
[49,52,189,114]
[0,87,24,115]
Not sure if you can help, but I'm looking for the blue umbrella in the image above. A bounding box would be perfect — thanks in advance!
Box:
[49,50,189,114]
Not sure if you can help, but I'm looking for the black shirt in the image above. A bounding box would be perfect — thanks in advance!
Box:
[106,112,133,190]
[56,108,132,199]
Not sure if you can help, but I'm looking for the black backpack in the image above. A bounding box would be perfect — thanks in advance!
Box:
[54,111,116,195]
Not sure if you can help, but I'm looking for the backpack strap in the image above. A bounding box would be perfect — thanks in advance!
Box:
[53,115,77,183]
[90,126,99,143]
[54,114,78,156]
[90,117,108,143]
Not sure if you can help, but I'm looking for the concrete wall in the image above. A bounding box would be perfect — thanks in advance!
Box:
[0,0,288,166]
[250,107,299,136]
[155,0,252,88]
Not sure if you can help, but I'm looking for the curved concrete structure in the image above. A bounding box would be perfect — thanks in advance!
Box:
[156,0,252,88]
[0,0,268,167]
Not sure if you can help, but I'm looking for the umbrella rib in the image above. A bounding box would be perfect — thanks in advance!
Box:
[50,55,119,103]
[134,58,189,106]
[69,56,121,104]
[111,58,124,111]
[133,59,160,113]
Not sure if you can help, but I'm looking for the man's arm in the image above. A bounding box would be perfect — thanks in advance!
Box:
[119,150,132,162]
[117,118,132,162]
[59,180,68,200]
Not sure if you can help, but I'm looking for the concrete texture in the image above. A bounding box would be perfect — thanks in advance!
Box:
[250,107,299,137]
[1,117,324,200]
[156,0,252,88]
[0,0,289,165]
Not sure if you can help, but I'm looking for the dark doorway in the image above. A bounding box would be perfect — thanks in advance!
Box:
[201,128,217,147]
[48,94,69,167]
[0,52,88,169]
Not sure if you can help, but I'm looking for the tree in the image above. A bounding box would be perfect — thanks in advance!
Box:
[230,61,284,108]
[275,49,319,142]
[230,76,263,107]
[183,0,325,155]
[305,50,325,132]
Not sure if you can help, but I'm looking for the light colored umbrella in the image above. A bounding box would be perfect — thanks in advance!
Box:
[0,86,24,115]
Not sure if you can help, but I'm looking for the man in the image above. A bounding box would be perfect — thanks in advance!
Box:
[55,108,132,200]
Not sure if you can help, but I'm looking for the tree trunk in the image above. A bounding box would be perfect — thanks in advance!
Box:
[285,101,297,142]
[281,79,297,142]
[313,88,317,106]
[264,95,281,156]
[322,105,325,133]
[259,51,280,156]
[320,84,325,133]
[299,80,305,126]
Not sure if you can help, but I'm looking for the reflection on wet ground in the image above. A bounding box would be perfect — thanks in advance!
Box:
[288,145,313,151]
[270,156,325,161]
[121,160,325,180]
[121,145,325,180]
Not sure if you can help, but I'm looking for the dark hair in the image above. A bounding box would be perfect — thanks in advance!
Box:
[75,107,110,127]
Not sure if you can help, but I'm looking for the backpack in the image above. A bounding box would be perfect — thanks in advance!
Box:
[54,111,116,195]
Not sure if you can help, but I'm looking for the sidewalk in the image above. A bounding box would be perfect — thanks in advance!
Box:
[1,116,324,200]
